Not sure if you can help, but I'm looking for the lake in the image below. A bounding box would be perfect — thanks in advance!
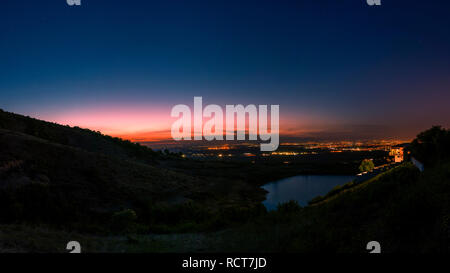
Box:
[262,175,355,210]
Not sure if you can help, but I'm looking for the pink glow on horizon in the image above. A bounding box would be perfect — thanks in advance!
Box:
[34,104,330,142]
[38,105,173,140]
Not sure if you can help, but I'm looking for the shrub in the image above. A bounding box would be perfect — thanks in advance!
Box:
[111,209,138,232]
[359,159,375,172]
[277,200,302,213]
[308,196,325,205]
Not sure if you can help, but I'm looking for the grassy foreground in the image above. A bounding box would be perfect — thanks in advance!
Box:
[1,110,449,253]
[1,161,448,253]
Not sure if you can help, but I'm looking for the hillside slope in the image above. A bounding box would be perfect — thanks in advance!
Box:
[0,109,160,164]
[205,162,450,253]
[0,110,266,235]
[0,127,206,229]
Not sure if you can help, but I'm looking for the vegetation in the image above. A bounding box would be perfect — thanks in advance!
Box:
[0,109,448,253]
[409,125,450,167]
[183,160,448,253]
[0,110,266,235]
[11,159,444,253]
[359,159,375,172]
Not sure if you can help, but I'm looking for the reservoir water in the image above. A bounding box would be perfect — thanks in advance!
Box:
[262,175,355,210]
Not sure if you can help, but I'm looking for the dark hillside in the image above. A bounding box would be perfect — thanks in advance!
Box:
[204,127,450,253]
[206,161,449,253]
[0,128,206,231]
[0,110,266,235]
[0,109,160,164]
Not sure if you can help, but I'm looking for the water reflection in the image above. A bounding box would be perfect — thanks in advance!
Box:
[262,175,355,210]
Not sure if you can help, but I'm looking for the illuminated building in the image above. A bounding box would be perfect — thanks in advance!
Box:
[389,146,405,163]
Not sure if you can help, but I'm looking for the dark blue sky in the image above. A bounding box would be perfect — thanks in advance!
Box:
[1,0,449,139]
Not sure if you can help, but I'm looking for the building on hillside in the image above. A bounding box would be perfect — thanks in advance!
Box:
[389,145,406,163]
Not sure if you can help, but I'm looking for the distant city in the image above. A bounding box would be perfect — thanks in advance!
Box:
[143,139,408,163]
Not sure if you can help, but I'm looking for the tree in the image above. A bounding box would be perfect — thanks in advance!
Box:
[359,159,374,173]
[410,126,450,167]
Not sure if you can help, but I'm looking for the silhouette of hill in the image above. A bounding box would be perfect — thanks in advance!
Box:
[1,109,448,253]
[0,109,160,164]
[0,109,267,236]
[0,109,217,230]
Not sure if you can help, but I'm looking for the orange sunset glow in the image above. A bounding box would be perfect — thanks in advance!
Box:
[34,105,327,143]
